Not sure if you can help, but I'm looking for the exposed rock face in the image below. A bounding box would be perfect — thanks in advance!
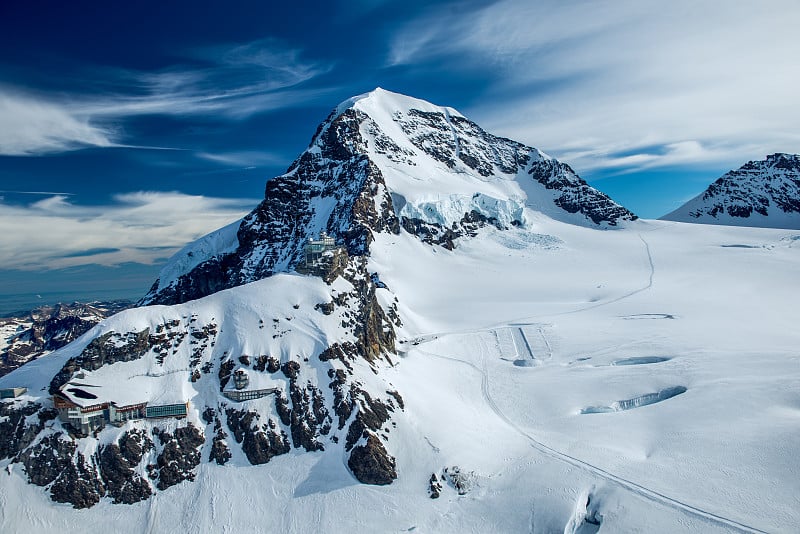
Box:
[343,388,397,486]
[50,451,104,508]
[0,401,49,458]
[141,106,401,307]
[13,423,204,508]
[17,433,104,509]
[17,433,78,487]
[203,408,233,465]
[527,159,636,225]
[78,329,152,371]
[287,381,330,452]
[401,209,509,250]
[663,153,800,228]
[428,473,442,499]
[225,408,290,465]
[348,435,397,486]
[152,425,205,490]
[98,430,153,504]
[0,300,131,378]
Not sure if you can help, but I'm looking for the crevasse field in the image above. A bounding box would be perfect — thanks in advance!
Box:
[2,214,798,533]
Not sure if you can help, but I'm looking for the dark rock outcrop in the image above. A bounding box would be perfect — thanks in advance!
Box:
[347,435,396,486]
[428,473,442,498]
[153,425,204,490]
[17,432,104,508]
[50,451,104,508]
[209,433,232,466]
[98,430,153,504]
[528,159,637,226]
[401,209,509,250]
[225,408,289,465]
[0,402,47,459]
[77,328,151,371]
[18,433,77,487]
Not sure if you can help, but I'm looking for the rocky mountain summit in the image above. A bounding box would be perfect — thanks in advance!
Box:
[0,301,131,378]
[662,153,800,229]
[142,88,635,307]
[0,89,635,510]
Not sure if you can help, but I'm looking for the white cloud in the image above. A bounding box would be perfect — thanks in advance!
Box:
[0,192,256,270]
[0,40,332,156]
[389,0,800,174]
[0,92,114,156]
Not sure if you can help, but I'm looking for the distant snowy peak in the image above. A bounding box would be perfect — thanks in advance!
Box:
[143,88,635,305]
[663,153,800,229]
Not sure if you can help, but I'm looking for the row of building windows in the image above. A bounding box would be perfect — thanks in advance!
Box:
[145,403,188,418]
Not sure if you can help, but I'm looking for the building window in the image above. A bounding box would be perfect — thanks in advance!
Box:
[146,403,187,418]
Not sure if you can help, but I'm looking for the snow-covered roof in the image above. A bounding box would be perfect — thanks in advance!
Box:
[59,372,189,408]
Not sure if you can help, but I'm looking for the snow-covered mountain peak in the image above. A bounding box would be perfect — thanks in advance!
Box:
[335,87,466,123]
[662,152,800,229]
[764,151,799,166]
[140,90,635,306]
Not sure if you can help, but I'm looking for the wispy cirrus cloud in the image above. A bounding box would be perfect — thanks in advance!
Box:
[0,39,333,156]
[388,0,800,174]
[0,192,256,270]
[195,150,288,167]
[0,91,115,156]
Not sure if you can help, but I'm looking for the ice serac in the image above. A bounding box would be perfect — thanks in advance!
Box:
[141,88,636,306]
[662,153,800,229]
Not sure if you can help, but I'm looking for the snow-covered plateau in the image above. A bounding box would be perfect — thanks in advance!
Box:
[0,89,797,533]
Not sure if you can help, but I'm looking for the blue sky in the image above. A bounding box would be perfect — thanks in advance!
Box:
[1,0,798,312]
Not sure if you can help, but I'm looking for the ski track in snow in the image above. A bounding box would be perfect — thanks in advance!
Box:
[416,343,769,534]
[146,492,158,534]
[558,233,655,317]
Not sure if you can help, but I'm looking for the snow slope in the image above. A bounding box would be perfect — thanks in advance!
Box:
[663,153,800,229]
[2,217,798,533]
[151,219,241,294]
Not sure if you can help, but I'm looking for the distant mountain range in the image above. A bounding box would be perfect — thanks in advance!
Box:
[662,153,800,229]
[0,301,131,377]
